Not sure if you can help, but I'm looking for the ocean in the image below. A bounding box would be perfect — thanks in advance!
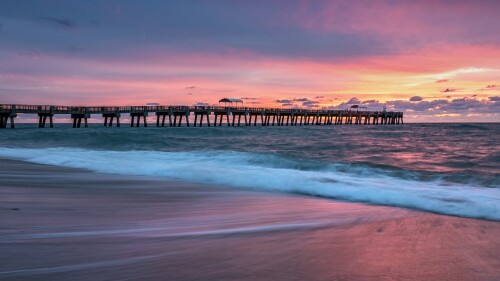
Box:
[1,123,498,220]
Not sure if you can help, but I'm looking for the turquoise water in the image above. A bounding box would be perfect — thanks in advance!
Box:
[0,123,499,220]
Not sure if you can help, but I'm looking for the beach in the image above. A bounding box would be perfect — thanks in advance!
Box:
[1,158,499,281]
[2,0,499,279]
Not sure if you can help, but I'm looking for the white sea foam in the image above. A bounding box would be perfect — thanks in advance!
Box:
[1,148,499,220]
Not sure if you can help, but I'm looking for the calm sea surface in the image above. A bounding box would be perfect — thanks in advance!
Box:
[0,123,499,220]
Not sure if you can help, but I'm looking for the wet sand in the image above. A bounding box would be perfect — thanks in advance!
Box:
[0,158,499,281]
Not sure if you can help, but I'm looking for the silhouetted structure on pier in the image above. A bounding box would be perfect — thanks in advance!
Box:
[0,104,403,128]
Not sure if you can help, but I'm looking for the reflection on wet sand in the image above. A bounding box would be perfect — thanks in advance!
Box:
[1,159,499,281]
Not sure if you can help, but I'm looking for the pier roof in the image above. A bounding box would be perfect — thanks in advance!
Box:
[219,98,243,103]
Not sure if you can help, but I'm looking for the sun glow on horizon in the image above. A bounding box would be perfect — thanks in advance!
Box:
[0,1,499,122]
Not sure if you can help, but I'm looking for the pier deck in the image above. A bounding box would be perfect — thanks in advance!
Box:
[0,104,403,128]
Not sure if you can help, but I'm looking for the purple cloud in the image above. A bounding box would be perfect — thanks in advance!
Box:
[276,99,291,103]
[346,97,361,104]
[193,102,210,106]
[328,96,498,115]
[38,16,78,30]
[302,100,319,106]
[441,88,457,93]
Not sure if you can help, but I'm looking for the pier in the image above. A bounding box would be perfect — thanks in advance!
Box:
[0,104,403,128]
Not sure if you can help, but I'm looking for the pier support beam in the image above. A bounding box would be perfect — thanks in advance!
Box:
[0,115,15,128]
[37,112,54,128]
[155,111,173,127]
[103,112,121,127]
[130,112,148,127]
[0,113,17,128]
[71,113,90,128]
[192,112,210,127]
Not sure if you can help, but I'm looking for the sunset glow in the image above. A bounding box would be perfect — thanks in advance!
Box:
[0,0,499,122]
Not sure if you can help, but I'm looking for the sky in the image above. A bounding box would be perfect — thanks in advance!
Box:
[0,0,499,122]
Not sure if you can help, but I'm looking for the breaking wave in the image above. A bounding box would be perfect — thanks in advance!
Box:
[0,148,498,220]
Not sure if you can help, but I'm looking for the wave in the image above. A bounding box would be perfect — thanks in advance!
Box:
[0,148,499,220]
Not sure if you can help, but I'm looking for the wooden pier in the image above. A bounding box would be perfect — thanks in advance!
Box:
[0,104,403,128]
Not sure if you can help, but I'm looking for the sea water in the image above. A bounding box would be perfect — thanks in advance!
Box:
[0,123,498,220]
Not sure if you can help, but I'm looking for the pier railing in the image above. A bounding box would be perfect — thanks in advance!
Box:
[0,103,403,128]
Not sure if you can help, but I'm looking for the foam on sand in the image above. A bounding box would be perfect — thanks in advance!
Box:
[0,148,498,220]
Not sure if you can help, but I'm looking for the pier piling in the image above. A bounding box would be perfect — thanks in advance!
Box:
[130,108,148,127]
[103,110,121,127]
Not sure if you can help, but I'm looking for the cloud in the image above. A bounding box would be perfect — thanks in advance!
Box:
[193,102,210,106]
[0,0,498,123]
[302,100,319,106]
[276,99,291,103]
[17,51,41,58]
[331,98,383,110]
[390,99,448,112]
[38,16,78,30]
[441,88,457,93]
[400,98,497,114]
[241,97,257,100]
[409,96,423,101]
[346,97,361,104]
[276,97,323,108]
[478,84,499,92]
[326,96,498,115]
[1,0,499,66]
[3,1,391,63]
[276,97,324,108]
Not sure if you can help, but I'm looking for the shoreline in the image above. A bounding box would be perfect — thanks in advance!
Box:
[1,158,499,280]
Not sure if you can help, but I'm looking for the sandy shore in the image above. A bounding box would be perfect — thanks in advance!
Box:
[0,158,499,281]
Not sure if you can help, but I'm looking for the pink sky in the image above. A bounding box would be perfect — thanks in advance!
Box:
[0,0,498,122]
